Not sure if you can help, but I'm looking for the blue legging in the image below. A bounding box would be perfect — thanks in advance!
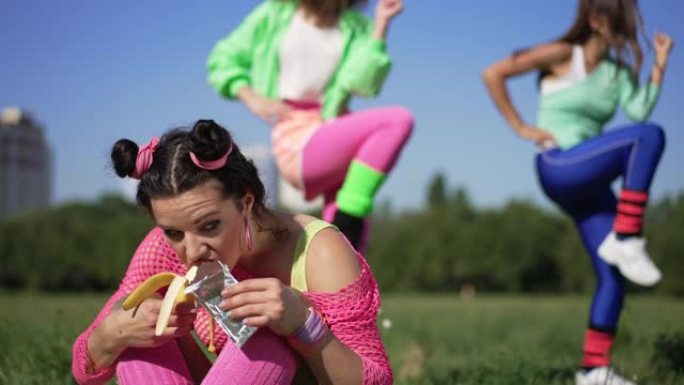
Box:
[536,123,665,331]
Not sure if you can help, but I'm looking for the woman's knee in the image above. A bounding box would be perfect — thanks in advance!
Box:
[638,123,666,151]
[116,343,193,384]
[380,106,415,140]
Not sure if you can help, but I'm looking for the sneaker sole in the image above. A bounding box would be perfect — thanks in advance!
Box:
[618,265,661,286]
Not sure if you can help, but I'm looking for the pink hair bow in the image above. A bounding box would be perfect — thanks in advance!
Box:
[131,137,160,179]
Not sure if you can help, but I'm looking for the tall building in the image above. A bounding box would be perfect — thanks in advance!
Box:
[0,107,52,221]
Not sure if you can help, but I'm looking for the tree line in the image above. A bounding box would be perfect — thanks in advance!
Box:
[1,175,682,295]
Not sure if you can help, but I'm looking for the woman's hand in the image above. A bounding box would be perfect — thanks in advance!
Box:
[88,296,196,370]
[373,0,403,40]
[111,296,197,349]
[651,32,673,85]
[220,278,309,336]
[247,96,291,126]
[237,87,291,125]
[516,124,557,149]
[375,0,403,24]
[654,32,674,67]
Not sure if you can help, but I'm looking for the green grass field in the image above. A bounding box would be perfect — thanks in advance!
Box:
[1,293,682,385]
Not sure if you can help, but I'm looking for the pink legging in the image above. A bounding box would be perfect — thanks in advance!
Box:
[302,106,414,223]
[116,329,299,384]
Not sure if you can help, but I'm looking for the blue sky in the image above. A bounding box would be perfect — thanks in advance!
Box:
[1,0,682,210]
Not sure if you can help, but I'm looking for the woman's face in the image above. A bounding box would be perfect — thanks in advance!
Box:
[151,179,252,268]
[589,11,621,45]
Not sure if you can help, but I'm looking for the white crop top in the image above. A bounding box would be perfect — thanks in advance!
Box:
[540,45,588,95]
[278,11,344,102]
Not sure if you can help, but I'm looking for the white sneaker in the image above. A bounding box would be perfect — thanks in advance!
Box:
[575,367,636,385]
[597,231,662,286]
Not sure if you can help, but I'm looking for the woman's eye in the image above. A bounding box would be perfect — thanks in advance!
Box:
[201,221,220,233]
[164,230,184,241]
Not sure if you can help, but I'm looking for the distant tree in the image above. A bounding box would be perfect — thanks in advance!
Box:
[368,184,684,296]
[0,194,152,291]
[426,173,447,209]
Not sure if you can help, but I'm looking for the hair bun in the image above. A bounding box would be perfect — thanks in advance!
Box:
[189,119,232,161]
[111,139,139,178]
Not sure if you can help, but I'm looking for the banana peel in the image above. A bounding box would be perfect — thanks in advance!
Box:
[121,272,182,310]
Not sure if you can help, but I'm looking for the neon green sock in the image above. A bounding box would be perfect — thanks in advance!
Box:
[336,161,387,218]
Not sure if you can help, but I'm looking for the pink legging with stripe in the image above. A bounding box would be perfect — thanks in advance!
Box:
[115,329,298,385]
[302,106,414,228]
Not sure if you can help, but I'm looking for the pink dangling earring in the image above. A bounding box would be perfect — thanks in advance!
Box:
[244,216,253,252]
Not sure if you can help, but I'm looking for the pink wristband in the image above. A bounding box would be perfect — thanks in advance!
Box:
[287,307,331,356]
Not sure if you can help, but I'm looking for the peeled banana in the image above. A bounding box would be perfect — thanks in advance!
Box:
[121,266,218,353]
[121,272,180,310]
[122,266,198,336]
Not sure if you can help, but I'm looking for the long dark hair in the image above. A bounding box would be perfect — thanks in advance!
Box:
[111,120,267,218]
[285,0,367,25]
[541,0,645,81]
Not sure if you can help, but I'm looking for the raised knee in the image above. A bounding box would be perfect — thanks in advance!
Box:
[385,106,415,138]
[642,123,665,143]
[639,123,666,146]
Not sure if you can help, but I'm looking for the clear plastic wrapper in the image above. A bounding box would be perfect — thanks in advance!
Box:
[185,261,258,347]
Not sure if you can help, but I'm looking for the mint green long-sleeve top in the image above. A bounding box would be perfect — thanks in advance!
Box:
[538,60,661,149]
[207,0,392,120]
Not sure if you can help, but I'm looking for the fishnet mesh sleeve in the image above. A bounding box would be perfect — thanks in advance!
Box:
[71,228,228,384]
[304,255,393,385]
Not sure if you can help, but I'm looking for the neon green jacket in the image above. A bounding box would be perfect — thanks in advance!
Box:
[207,0,392,119]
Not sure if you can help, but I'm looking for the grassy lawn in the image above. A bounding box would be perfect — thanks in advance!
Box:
[381,294,684,384]
[1,293,682,384]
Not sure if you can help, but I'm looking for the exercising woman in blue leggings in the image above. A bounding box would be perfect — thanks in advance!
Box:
[483,0,674,384]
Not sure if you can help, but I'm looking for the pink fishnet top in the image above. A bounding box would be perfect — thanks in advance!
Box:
[72,227,392,385]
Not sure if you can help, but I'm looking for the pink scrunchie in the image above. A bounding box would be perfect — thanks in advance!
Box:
[189,142,233,170]
[131,137,160,179]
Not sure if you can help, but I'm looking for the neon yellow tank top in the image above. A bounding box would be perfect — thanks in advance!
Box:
[290,219,337,292]
[289,219,337,384]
